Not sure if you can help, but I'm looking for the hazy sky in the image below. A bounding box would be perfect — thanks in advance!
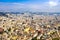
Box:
[0,0,60,12]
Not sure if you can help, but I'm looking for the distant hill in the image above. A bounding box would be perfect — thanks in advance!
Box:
[0,12,60,16]
[0,12,8,17]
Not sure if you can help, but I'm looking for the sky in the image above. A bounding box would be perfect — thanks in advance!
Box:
[0,0,60,12]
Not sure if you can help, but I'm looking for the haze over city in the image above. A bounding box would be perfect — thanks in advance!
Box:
[0,0,60,12]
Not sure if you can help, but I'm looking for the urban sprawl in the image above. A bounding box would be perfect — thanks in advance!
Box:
[0,12,60,40]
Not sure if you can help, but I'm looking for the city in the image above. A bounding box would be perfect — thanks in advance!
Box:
[0,12,60,40]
